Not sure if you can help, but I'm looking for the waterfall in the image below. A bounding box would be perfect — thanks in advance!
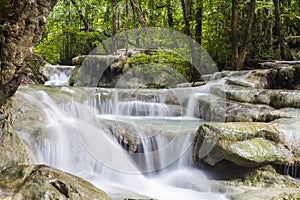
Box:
[44,64,74,86]
[16,87,229,200]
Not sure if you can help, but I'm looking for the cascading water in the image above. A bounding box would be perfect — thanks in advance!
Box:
[16,84,229,200]
[44,64,74,86]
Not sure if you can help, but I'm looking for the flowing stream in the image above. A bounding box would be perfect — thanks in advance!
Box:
[16,82,228,200]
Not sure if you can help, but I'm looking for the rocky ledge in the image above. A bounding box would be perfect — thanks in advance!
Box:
[0,165,111,200]
[193,119,300,168]
[193,63,300,199]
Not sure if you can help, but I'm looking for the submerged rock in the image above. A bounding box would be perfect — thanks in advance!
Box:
[0,165,111,200]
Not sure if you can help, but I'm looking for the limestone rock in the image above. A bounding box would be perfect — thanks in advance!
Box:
[25,54,47,84]
[210,84,300,109]
[193,120,300,168]
[0,165,111,200]
[195,94,282,122]
[71,55,121,87]
[224,65,300,89]
[214,165,300,200]
[70,49,198,88]
[0,124,28,170]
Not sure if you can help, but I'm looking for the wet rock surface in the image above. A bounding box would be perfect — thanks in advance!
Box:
[0,165,111,200]
[223,64,300,89]
[194,64,300,122]
[25,54,48,84]
[193,120,300,168]
[0,124,28,171]
[194,94,283,122]
[193,64,300,199]
[213,165,300,200]
[70,49,196,88]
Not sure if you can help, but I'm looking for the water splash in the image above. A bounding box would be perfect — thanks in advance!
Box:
[17,87,229,200]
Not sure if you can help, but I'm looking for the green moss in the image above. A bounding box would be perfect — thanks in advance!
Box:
[228,138,278,164]
[124,51,195,83]
[243,166,279,187]
[272,192,300,200]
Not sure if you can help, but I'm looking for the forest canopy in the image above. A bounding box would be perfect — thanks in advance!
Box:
[34,0,300,70]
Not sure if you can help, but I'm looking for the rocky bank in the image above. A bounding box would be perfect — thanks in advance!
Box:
[193,63,300,199]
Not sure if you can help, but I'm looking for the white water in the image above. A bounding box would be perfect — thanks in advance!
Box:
[44,64,74,86]
[17,85,229,200]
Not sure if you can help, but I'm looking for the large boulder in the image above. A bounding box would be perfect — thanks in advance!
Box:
[0,165,111,200]
[25,54,48,84]
[286,36,300,60]
[70,55,121,87]
[224,64,300,89]
[193,94,284,122]
[210,84,300,109]
[0,124,28,170]
[213,165,300,200]
[193,119,300,168]
[0,97,28,170]
[70,49,197,88]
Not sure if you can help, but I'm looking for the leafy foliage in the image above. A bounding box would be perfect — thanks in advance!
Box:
[34,0,300,69]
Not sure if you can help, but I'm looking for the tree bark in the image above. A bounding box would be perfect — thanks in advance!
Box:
[237,0,256,70]
[231,0,256,70]
[131,0,147,27]
[167,1,174,27]
[273,0,293,60]
[180,0,192,36]
[70,0,90,31]
[195,0,203,45]
[125,0,129,55]
[265,0,274,49]
[112,0,118,54]
[231,0,239,70]
[0,0,57,107]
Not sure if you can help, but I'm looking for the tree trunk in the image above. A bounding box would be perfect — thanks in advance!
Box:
[112,0,118,54]
[231,0,239,70]
[125,0,129,55]
[181,0,198,81]
[265,0,274,49]
[273,0,293,60]
[131,0,147,27]
[167,1,174,27]
[236,0,256,70]
[70,0,90,31]
[0,0,57,107]
[180,0,192,36]
[195,0,203,45]
[231,0,256,70]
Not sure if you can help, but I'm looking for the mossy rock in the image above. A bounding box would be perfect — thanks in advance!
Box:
[0,123,28,170]
[25,54,47,84]
[0,165,111,200]
[123,51,197,87]
[216,166,300,200]
[193,121,300,168]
